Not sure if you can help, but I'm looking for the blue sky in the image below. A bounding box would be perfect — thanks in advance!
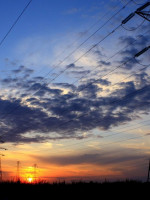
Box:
[0,0,150,181]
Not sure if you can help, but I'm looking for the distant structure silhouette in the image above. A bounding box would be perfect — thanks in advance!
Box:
[0,154,4,182]
[33,164,37,182]
[16,161,20,182]
[147,159,150,182]
[0,156,2,182]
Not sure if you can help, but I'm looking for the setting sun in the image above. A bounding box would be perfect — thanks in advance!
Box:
[27,177,33,183]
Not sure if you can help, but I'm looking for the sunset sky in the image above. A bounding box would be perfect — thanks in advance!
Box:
[0,0,150,182]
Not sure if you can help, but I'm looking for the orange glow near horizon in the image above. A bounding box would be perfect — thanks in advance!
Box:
[1,134,150,182]
[19,166,38,183]
[27,177,33,183]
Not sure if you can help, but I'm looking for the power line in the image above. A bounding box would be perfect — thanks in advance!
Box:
[49,24,121,83]
[25,0,132,89]
[4,67,150,149]
[49,48,150,132]
[131,0,147,6]
[120,0,146,6]
[29,1,149,102]
[32,2,118,78]
[72,29,150,85]
[45,78,150,149]
[0,0,32,47]
[52,9,111,60]
[60,132,150,154]
[0,1,133,123]
[0,1,149,150]
[55,120,150,151]
[47,106,150,154]
[39,1,131,81]
[6,116,150,154]
[121,18,146,31]
[1,42,149,142]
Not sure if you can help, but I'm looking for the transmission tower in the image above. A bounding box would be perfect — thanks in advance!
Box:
[136,2,150,22]
[147,159,150,182]
[122,2,150,24]
[16,161,20,182]
[0,154,5,182]
[33,164,37,182]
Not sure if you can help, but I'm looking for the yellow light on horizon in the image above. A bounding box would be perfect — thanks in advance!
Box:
[27,177,33,183]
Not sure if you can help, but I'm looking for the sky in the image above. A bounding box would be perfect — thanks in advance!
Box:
[0,0,150,183]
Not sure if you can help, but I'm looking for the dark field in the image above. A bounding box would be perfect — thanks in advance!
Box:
[0,180,150,200]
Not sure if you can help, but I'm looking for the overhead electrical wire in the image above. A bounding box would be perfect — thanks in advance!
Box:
[121,18,146,31]
[131,0,146,6]
[1,64,150,144]
[33,3,116,77]
[39,1,131,80]
[47,80,150,146]
[54,121,150,151]
[1,37,149,141]
[121,6,150,31]
[20,0,148,102]
[28,0,132,87]
[0,0,149,178]
[0,0,149,154]
[0,0,32,47]
[53,9,111,59]
[120,0,145,6]
[53,54,150,131]
[0,1,133,123]
[51,132,150,154]
[72,29,150,85]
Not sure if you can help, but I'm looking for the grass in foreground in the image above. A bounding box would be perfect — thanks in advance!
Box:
[0,180,150,200]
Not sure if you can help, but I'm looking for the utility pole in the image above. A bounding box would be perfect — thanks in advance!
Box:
[17,161,20,182]
[147,159,150,182]
[0,154,5,182]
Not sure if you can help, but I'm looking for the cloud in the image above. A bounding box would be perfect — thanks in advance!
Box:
[0,68,150,144]
[99,60,111,66]
[33,150,147,167]
[0,21,150,144]
[118,33,150,69]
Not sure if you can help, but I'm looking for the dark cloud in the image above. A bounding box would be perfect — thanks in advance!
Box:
[99,60,111,66]
[118,34,150,69]
[67,70,91,79]
[33,150,147,167]
[96,78,111,86]
[0,33,150,144]
[28,82,62,96]
[54,82,76,90]
[12,65,34,74]
[0,74,150,144]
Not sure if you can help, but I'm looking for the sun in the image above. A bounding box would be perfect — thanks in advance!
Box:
[27,177,33,183]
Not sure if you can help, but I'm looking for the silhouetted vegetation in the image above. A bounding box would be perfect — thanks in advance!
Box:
[0,180,150,200]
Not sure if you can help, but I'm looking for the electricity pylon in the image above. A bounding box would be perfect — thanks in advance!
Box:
[0,154,5,182]
[16,161,20,182]
[136,2,150,22]
[122,2,150,24]
[33,164,37,182]
[147,159,150,182]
